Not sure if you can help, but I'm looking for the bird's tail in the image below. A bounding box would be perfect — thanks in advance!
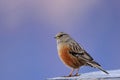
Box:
[87,61,109,74]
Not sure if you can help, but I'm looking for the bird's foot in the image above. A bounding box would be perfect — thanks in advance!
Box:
[74,73,80,76]
[62,74,80,77]
[62,74,74,77]
[62,75,73,77]
[68,74,73,77]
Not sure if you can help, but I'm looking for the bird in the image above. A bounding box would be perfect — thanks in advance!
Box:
[54,32,109,77]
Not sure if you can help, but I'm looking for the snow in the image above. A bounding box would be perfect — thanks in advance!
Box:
[48,69,120,80]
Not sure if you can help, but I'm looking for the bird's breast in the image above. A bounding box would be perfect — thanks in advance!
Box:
[57,44,83,68]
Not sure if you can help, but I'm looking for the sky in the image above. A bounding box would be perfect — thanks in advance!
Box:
[0,0,120,80]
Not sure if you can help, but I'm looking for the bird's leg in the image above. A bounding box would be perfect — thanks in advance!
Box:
[74,68,80,76]
[68,69,74,77]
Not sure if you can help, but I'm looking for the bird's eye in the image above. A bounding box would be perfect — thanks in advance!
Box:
[58,34,63,37]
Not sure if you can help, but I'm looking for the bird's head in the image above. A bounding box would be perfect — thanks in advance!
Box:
[54,32,71,43]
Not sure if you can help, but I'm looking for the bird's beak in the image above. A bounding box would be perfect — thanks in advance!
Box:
[54,36,57,39]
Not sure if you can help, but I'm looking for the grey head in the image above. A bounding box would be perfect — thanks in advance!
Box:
[54,32,73,44]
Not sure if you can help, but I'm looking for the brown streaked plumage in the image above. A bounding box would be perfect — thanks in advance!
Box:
[54,32,109,77]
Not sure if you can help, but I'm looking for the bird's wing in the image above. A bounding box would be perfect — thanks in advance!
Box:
[69,42,93,61]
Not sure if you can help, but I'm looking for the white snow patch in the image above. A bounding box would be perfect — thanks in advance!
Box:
[48,69,120,80]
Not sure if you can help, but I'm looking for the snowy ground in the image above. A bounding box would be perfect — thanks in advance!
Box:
[48,69,120,80]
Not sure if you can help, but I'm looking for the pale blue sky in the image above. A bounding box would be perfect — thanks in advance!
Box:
[0,0,120,80]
